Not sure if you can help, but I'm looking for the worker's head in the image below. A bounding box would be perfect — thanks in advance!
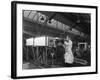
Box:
[66,35,70,41]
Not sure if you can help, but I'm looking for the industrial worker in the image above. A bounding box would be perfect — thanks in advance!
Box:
[64,35,74,67]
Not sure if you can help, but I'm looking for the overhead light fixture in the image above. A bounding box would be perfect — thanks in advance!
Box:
[39,15,47,23]
[48,20,52,23]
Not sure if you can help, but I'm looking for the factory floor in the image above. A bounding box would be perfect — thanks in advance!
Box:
[22,58,90,69]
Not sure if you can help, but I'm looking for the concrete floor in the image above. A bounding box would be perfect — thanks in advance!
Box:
[22,58,90,69]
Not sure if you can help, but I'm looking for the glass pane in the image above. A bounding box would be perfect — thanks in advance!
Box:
[28,11,37,19]
[64,25,70,31]
[62,23,66,31]
[57,21,63,30]
[33,12,39,22]
[24,11,30,18]
[72,28,80,35]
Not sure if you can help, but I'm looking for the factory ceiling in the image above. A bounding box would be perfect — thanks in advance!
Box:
[23,10,90,41]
